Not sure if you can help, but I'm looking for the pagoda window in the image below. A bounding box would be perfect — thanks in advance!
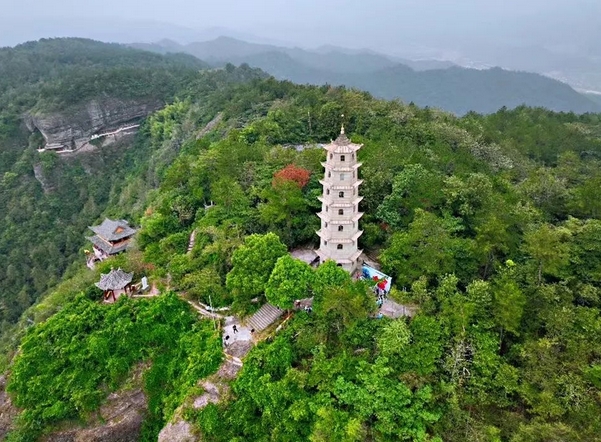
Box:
[352,153,355,159]
[338,225,344,232]
[353,171,355,178]
[327,189,330,195]
[328,171,331,178]
[330,153,333,159]
[339,191,344,198]
[325,222,328,228]
[340,155,346,162]
[324,240,328,246]
[326,206,329,212]
[337,244,343,250]
[338,209,344,215]
[340,173,346,181]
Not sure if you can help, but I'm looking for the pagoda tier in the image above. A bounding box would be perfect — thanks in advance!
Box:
[315,126,364,274]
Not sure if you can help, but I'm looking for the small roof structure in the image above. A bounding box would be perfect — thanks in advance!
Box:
[89,218,136,242]
[323,126,363,154]
[95,268,133,291]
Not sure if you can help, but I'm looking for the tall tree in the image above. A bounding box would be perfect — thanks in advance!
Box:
[381,209,469,286]
[523,224,571,284]
[265,255,314,309]
[376,164,445,230]
[226,233,287,312]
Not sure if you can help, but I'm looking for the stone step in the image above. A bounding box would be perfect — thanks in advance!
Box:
[187,230,196,254]
[247,303,284,332]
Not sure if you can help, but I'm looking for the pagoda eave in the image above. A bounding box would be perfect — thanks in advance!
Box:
[316,229,363,243]
[320,162,362,171]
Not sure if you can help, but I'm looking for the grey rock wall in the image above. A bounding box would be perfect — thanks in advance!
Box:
[25,98,162,151]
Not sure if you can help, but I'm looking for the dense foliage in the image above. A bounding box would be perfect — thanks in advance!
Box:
[0,38,207,113]
[6,293,222,441]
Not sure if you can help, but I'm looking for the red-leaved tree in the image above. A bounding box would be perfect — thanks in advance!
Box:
[273,164,311,188]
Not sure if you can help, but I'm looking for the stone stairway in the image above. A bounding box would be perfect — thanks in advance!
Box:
[186,229,196,254]
[246,303,284,332]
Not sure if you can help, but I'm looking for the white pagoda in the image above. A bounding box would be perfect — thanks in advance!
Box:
[316,126,364,274]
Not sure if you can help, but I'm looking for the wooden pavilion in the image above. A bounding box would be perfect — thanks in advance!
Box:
[95,268,134,302]
[86,218,137,269]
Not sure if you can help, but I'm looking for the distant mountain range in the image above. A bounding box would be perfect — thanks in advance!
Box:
[130,37,601,115]
[584,93,601,107]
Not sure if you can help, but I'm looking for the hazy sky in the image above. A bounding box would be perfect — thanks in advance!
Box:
[2,0,600,57]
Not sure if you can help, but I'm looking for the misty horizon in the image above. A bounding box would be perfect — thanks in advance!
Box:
[1,0,601,92]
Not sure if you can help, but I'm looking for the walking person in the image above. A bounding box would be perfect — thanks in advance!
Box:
[233,324,238,334]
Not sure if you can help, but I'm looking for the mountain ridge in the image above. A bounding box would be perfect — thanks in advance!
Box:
[130,36,601,115]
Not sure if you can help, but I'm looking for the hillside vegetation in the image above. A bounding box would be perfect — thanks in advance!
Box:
[0,38,263,347]
[2,38,601,441]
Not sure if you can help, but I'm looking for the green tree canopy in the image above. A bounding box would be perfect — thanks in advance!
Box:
[226,232,287,312]
[265,255,314,309]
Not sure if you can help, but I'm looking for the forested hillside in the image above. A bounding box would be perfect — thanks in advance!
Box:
[0,38,207,113]
[3,69,601,441]
[0,38,263,345]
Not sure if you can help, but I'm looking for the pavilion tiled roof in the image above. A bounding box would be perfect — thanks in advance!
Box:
[89,218,136,242]
[95,268,133,291]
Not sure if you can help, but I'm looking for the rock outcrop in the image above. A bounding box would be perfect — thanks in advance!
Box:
[41,387,147,442]
[0,375,19,440]
[158,420,197,442]
[32,163,55,194]
[24,98,162,151]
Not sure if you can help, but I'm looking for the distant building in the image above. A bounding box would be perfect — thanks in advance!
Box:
[95,267,134,302]
[316,126,364,273]
[86,218,137,269]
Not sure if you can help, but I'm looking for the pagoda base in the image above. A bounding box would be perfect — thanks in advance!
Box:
[315,248,363,275]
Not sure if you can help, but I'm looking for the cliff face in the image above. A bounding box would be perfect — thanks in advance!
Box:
[1,366,148,442]
[24,98,162,151]
[42,387,147,442]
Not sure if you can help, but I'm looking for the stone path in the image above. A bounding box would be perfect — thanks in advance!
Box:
[158,304,286,441]
[222,316,254,359]
[379,298,418,319]
[246,303,284,332]
[290,248,319,266]
[187,300,223,319]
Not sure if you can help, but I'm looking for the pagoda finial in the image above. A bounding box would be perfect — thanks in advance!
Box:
[340,114,345,134]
